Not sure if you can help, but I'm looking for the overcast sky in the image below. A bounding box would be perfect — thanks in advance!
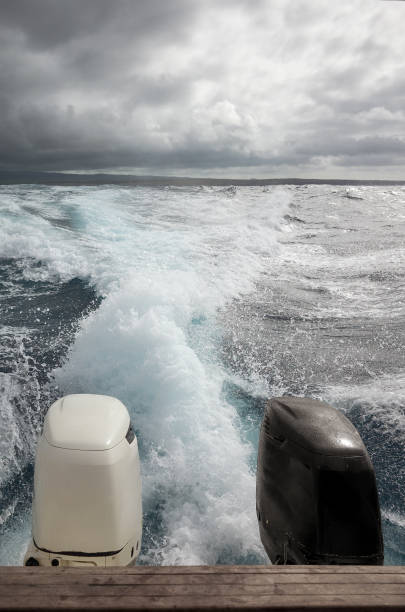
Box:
[1,0,404,178]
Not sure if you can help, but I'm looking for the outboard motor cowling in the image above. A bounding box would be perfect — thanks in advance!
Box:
[256,397,383,565]
[24,394,142,567]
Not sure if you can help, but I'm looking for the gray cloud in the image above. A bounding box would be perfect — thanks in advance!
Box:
[1,0,405,177]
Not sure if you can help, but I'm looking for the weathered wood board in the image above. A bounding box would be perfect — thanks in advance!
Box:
[0,565,404,611]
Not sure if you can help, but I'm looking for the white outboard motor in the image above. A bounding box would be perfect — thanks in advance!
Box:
[24,394,142,567]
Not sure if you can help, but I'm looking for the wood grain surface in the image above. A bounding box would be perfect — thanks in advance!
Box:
[0,565,404,611]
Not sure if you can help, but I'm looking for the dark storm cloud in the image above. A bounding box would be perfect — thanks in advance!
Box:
[0,0,195,50]
[0,0,404,177]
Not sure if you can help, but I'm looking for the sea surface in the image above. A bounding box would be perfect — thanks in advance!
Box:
[0,183,404,565]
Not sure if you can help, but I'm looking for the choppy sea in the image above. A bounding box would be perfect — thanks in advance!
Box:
[0,183,404,565]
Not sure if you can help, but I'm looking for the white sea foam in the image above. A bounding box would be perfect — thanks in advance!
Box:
[383,510,405,529]
[0,184,290,564]
[324,373,405,438]
[51,187,291,564]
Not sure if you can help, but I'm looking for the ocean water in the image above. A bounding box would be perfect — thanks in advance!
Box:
[0,183,404,565]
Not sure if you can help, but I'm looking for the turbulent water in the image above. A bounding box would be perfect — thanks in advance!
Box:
[0,183,404,565]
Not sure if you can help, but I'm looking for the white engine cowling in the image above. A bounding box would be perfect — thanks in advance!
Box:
[24,394,142,567]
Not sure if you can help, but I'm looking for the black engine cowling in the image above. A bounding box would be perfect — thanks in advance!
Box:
[256,396,384,565]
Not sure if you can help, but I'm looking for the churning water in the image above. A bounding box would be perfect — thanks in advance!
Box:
[0,183,404,565]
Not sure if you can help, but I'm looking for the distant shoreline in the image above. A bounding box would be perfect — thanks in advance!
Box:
[1,171,405,187]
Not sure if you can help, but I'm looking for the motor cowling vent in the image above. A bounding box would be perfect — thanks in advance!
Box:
[262,414,273,439]
[126,424,135,445]
[256,396,384,565]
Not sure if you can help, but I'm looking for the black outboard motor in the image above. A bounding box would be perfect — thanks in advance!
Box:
[256,397,384,565]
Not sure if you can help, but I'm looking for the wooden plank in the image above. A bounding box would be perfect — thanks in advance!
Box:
[2,565,404,573]
[0,566,404,611]
[1,568,405,584]
[2,566,405,579]
[1,593,405,611]
[1,582,405,596]
[2,572,405,586]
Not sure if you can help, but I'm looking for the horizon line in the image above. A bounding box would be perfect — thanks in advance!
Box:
[1,170,405,186]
